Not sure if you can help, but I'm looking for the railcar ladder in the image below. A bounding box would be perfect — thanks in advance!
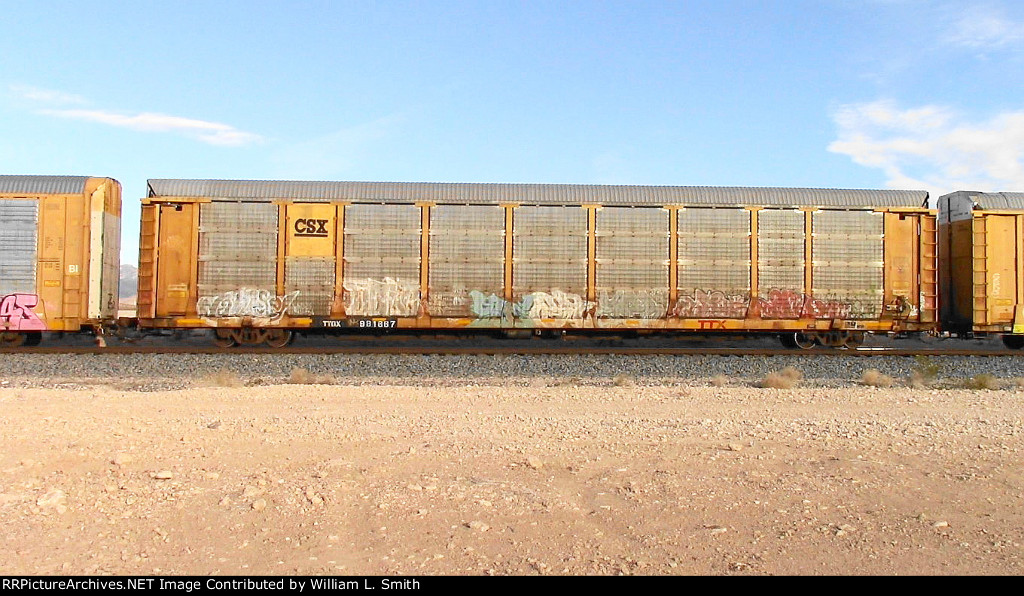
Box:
[972,216,988,326]
[919,216,938,322]
[137,206,158,318]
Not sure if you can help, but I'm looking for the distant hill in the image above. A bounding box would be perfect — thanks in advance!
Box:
[119,264,138,300]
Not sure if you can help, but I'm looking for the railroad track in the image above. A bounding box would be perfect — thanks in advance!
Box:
[2,345,1021,356]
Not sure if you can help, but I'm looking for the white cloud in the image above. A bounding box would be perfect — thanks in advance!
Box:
[947,5,1024,49]
[829,100,1024,196]
[11,83,261,147]
[38,108,262,146]
[9,84,87,106]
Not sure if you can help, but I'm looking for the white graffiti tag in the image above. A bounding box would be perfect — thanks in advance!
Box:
[343,277,421,316]
[197,289,300,319]
[526,290,592,319]
[595,290,669,318]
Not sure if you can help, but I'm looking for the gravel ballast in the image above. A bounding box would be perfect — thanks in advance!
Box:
[1,352,1022,390]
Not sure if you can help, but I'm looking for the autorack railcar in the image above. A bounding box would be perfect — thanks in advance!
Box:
[138,179,937,348]
[0,175,121,346]
[937,190,1024,348]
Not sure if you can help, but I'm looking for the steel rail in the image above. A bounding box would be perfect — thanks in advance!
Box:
[0,346,1020,356]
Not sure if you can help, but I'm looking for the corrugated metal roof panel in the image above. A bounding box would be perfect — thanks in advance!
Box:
[962,191,1024,210]
[0,175,91,195]
[147,179,928,208]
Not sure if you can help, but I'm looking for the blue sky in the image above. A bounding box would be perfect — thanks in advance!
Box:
[3,0,1024,263]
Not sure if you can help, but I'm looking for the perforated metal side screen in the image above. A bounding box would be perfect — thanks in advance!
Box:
[596,208,668,318]
[285,258,334,315]
[198,202,278,296]
[757,210,805,318]
[675,208,750,318]
[513,207,587,318]
[0,200,38,295]
[343,204,421,316]
[428,206,504,317]
[812,211,883,319]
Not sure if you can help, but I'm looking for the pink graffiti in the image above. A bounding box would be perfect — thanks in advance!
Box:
[673,289,750,319]
[758,289,851,319]
[0,294,46,331]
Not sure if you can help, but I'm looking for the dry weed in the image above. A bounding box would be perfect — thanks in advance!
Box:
[908,370,929,389]
[780,366,803,382]
[861,369,894,388]
[710,375,729,387]
[963,373,1001,390]
[613,374,634,387]
[287,367,336,385]
[760,371,798,389]
[196,369,244,388]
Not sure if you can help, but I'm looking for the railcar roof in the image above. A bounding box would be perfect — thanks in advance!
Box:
[951,191,1024,210]
[147,179,928,208]
[0,175,91,195]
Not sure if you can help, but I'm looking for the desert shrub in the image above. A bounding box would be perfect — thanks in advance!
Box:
[861,369,894,388]
[613,374,634,387]
[779,366,803,382]
[197,369,244,388]
[760,371,798,389]
[908,370,928,389]
[710,375,729,387]
[912,356,940,382]
[963,373,1001,390]
[287,367,335,385]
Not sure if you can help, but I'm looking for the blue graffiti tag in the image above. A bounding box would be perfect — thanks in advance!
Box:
[468,291,534,318]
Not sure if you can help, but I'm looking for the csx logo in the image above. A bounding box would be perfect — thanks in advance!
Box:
[294,218,329,237]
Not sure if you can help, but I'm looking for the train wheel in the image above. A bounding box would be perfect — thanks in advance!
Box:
[265,330,294,348]
[0,332,26,347]
[793,332,817,350]
[842,332,865,349]
[1002,334,1024,350]
[779,333,798,349]
[213,329,239,348]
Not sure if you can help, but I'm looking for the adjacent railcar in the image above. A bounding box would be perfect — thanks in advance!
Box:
[139,179,936,347]
[937,191,1024,348]
[0,175,121,346]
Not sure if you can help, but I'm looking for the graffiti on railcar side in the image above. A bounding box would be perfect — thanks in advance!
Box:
[459,286,865,321]
[343,277,420,317]
[801,294,854,319]
[0,294,47,330]
[468,289,593,319]
[595,290,669,319]
[670,288,856,320]
[757,289,805,318]
[673,289,750,319]
[469,291,529,319]
[197,289,300,319]
[759,289,852,319]
[527,290,592,319]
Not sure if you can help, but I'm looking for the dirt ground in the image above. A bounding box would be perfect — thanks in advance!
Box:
[1,378,1022,576]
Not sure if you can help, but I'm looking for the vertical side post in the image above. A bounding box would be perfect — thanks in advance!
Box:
[417,202,432,323]
[503,204,515,302]
[668,207,678,314]
[334,204,347,317]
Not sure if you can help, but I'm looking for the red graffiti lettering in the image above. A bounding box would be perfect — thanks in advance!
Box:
[0,294,46,331]
[757,289,851,319]
[673,290,749,319]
